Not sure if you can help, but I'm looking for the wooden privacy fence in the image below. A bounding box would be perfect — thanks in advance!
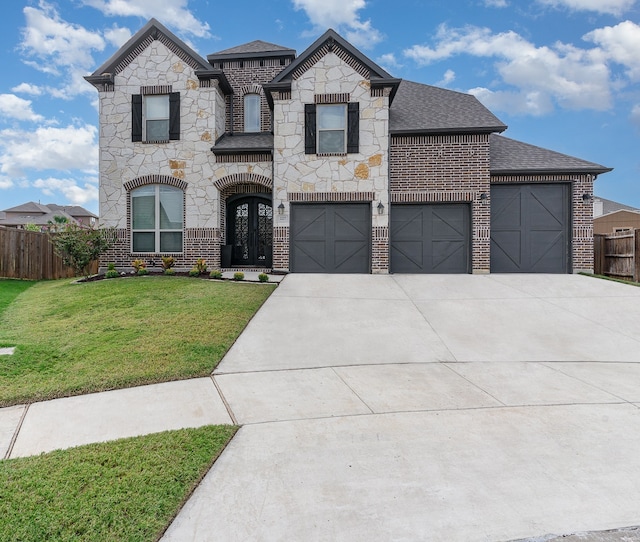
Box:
[0,227,97,280]
[594,229,640,282]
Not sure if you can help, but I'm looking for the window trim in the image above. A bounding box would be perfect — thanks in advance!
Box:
[304,102,359,155]
[130,185,184,254]
[316,104,347,155]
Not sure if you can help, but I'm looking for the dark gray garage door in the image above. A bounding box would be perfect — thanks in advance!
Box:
[390,204,470,273]
[290,203,370,273]
[491,184,569,273]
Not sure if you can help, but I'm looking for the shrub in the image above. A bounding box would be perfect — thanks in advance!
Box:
[233,272,245,281]
[258,273,269,282]
[107,262,116,271]
[164,268,176,276]
[132,259,146,272]
[161,256,175,270]
[137,268,149,276]
[195,258,207,274]
[48,224,116,278]
[209,269,223,279]
[105,270,120,279]
[188,267,200,277]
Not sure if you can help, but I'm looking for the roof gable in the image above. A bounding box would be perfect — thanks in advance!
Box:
[2,201,51,214]
[390,80,507,134]
[490,134,612,175]
[208,40,296,61]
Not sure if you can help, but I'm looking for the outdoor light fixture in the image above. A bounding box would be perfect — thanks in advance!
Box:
[582,193,593,202]
[278,202,285,215]
[377,201,384,214]
[479,192,488,200]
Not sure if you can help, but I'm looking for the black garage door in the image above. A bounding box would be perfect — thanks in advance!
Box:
[390,204,470,273]
[491,184,570,273]
[290,203,371,273]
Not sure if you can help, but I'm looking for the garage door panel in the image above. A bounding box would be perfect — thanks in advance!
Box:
[491,184,569,273]
[290,204,370,273]
[391,204,470,274]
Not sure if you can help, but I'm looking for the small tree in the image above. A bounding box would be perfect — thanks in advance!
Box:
[49,224,116,278]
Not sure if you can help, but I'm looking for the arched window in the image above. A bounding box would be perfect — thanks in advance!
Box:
[244,93,260,132]
[131,185,183,253]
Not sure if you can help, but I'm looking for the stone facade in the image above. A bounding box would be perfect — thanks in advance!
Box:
[87,20,604,275]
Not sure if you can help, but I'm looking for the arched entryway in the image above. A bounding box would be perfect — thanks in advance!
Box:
[226,194,273,267]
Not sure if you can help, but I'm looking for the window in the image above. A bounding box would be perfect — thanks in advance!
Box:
[304,102,359,155]
[244,94,260,132]
[132,93,180,142]
[317,105,346,153]
[131,185,183,252]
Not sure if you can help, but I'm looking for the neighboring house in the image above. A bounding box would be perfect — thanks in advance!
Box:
[85,19,610,274]
[0,202,98,230]
[593,197,640,234]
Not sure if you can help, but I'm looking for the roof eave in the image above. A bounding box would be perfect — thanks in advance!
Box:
[207,49,296,62]
[263,81,292,109]
[195,69,234,95]
[491,167,613,176]
[390,125,508,136]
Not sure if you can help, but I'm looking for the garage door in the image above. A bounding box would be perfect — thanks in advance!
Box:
[390,204,470,273]
[290,203,370,273]
[491,184,569,273]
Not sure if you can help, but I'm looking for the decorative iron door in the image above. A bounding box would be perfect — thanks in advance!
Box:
[228,197,273,266]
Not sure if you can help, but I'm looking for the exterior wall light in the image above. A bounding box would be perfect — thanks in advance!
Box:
[582,193,593,202]
[278,202,285,215]
[479,192,489,200]
[377,201,384,214]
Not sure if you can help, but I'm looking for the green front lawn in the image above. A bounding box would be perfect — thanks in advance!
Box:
[0,278,35,314]
[0,425,237,542]
[0,276,275,406]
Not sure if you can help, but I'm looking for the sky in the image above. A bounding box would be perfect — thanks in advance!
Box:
[0,0,639,215]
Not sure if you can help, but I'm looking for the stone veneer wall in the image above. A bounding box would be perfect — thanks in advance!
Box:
[272,52,390,273]
[96,39,226,270]
[491,173,595,272]
[389,134,492,272]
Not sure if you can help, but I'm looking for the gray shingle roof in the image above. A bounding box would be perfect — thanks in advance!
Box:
[211,133,274,153]
[211,40,294,57]
[490,134,612,175]
[389,80,507,134]
[595,197,639,214]
[2,201,51,214]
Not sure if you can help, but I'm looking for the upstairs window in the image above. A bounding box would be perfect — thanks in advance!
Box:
[131,185,183,253]
[305,102,359,155]
[244,93,261,132]
[132,93,180,143]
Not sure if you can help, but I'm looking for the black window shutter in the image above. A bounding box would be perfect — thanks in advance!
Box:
[347,102,359,153]
[304,104,316,154]
[169,92,180,141]
[131,94,142,142]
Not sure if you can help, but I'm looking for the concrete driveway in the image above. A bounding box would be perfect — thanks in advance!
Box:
[162,274,640,542]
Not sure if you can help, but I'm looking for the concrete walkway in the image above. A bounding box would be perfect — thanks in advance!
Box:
[2,273,640,541]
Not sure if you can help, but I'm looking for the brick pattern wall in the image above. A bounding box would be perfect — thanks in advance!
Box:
[492,173,595,272]
[390,133,491,272]
[372,226,389,273]
[273,226,289,271]
[219,58,291,133]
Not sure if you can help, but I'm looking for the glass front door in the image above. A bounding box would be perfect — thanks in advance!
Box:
[228,196,273,266]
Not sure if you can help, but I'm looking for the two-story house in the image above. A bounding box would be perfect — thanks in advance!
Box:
[85,19,610,274]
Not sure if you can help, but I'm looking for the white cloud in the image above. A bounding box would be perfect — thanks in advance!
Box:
[404,24,612,114]
[437,69,456,87]
[11,83,43,96]
[32,176,98,205]
[21,2,105,73]
[0,124,98,178]
[0,94,44,122]
[585,20,640,81]
[292,0,383,49]
[484,0,509,7]
[469,87,555,116]
[81,0,211,38]
[536,0,635,16]
[0,176,13,190]
[104,25,133,48]
[377,53,402,71]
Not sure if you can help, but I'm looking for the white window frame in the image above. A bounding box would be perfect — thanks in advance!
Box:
[244,93,261,132]
[317,104,347,154]
[131,185,183,253]
[143,95,170,142]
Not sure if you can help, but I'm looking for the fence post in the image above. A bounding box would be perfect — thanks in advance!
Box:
[635,229,640,283]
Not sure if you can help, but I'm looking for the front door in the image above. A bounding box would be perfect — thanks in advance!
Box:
[227,196,273,266]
